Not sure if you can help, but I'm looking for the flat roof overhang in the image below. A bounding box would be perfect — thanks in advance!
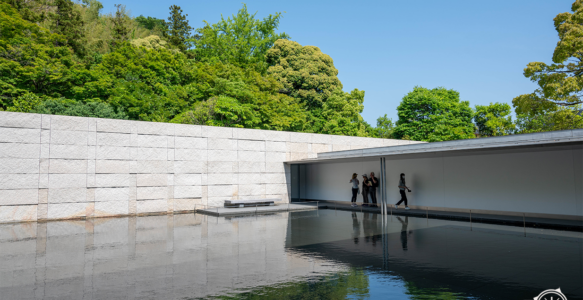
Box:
[286,129,583,164]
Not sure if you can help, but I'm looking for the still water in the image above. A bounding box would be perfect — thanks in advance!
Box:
[0,210,581,299]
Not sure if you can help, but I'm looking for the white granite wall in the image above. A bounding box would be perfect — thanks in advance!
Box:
[0,111,414,223]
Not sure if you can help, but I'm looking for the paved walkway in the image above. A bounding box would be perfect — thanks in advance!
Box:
[315,201,583,232]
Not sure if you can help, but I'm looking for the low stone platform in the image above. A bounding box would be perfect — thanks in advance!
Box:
[224,199,278,208]
[196,203,318,216]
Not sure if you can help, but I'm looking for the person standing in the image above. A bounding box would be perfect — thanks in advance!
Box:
[349,173,359,207]
[395,173,411,210]
[369,172,379,207]
[362,174,371,206]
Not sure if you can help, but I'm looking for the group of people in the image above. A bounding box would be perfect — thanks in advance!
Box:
[349,172,411,209]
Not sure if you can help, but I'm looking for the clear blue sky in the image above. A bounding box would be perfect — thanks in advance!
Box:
[99,0,573,125]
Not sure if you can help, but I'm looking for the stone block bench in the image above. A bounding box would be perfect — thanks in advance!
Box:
[224,199,280,208]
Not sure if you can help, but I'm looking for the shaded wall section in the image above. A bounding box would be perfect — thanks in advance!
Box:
[303,144,583,217]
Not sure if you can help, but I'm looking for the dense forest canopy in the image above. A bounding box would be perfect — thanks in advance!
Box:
[1,0,581,140]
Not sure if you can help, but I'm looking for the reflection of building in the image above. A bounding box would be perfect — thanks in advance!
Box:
[288,210,582,299]
[0,212,346,299]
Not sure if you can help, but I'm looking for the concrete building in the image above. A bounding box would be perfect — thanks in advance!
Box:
[287,129,583,220]
[0,111,419,223]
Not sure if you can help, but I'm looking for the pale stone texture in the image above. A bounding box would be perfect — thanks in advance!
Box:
[0,111,407,222]
[0,205,37,222]
[136,174,167,187]
[47,203,87,219]
[94,188,129,202]
[95,160,130,174]
[95,174,130,187]
[0,112,41,129]
[0,189,39,205]
[94,201,129,216]
[48,159,87,174]
[0,143,41,159]
[137,187,167,200]
[48,188,87,203]
[0,127,40,144]
[0,174,39,189]
[48,174,85,189]
[136,200,167,214]
[174,186,202,199]
[0,158,39,173]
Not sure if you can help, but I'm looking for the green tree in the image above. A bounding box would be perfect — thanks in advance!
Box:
[320,89,368,136]
[0,2,86,107]
[165,5,193,53]
[474,102,516,137]
[266,39,342,110]
[110,4,129,48]
[194,4,289,72]
[49,0,86,57]
[135,15,166,31]
[513,0,583,131]
[32,98,128,119]
[393,87,475,142]
[374,114,395,138]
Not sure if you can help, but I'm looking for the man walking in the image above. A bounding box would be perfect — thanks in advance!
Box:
[369,172,379,207]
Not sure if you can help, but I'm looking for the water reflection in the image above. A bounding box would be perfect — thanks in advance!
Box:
[0,210,581,299]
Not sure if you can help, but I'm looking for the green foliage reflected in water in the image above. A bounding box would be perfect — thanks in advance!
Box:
[208,268,369,300]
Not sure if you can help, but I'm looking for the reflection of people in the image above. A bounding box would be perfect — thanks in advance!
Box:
[363,213,380,246]
[397,216,409,251]
[350,173,359,207]
[352,212,360,244]
[369,172,379,207]
[395,173,411,210]
[362,174,371,206]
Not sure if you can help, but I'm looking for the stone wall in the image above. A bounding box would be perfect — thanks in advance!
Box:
[0,111,414,223]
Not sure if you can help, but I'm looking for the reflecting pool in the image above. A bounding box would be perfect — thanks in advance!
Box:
[0,210,581,299]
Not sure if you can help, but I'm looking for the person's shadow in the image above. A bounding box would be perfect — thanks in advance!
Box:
[397,216,409,251]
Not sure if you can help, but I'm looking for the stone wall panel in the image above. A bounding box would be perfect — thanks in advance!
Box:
[174,174,201,186]
[48,174,85,189]
[0,111,407,222]
[0,205,37,223]
[94,188,129,202]
[0,174,39,189]
[0,158,39,174]
[95,174,130,188]
[50,115,88,131]
[0,189,39,205]
[174,186,202,199]
[137,187,167,200]
[0,128,40,144]
[47,188,87,203]
[136,200,167,214]
[136,174,168,187]
[94,201,129,216]
[96,146,131,160]
[96,132,131,147]
[50,145,87,159]
[49,159,87,174]
[95,160,130,174]
[0,112,41,129]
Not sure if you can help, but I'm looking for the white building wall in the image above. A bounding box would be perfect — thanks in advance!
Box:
[304,145,583,217]
[0,111,414,223]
